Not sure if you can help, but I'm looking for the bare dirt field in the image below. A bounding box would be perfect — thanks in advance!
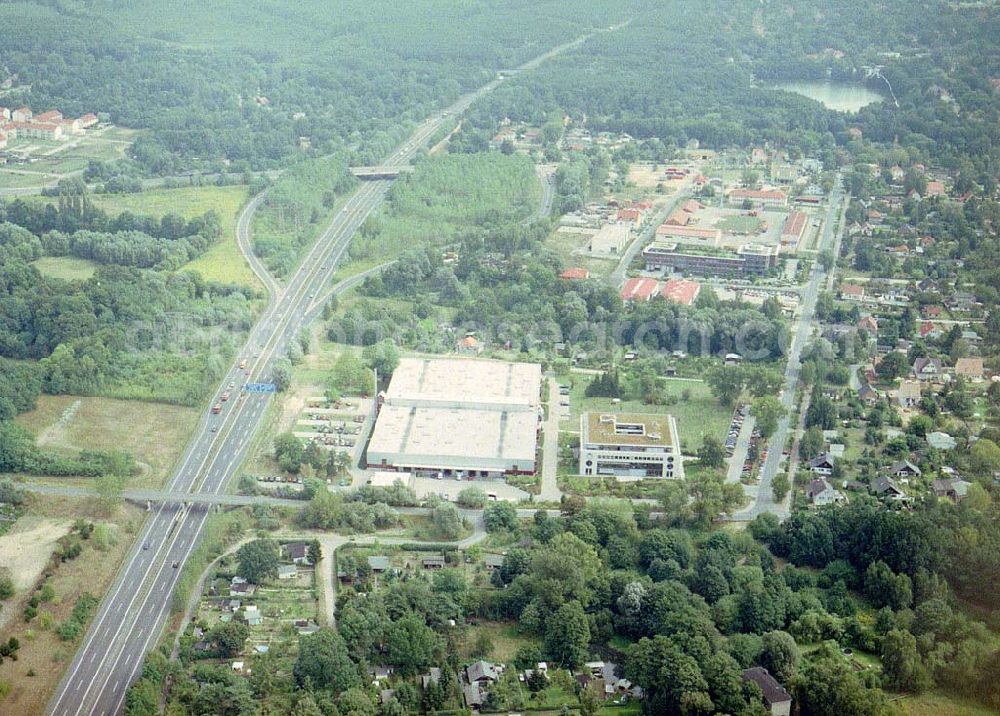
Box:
[0,499,142,715]
[0,518,72,629]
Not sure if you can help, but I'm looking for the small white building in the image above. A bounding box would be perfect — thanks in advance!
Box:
[578,412,683,480]
[805,478,845,506]
[589,222,631,256]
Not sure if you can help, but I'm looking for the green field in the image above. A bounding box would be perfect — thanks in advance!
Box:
[16,394,200,489]
[31,256,99,281]
[893,691,1000,716]
[558,374,730,453]
[92,185,260,287]
[718,214,764,234]
[0,128,136,189]
[91,184,248,222]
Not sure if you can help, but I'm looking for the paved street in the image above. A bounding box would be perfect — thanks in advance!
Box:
[45,31,614,716]
[539,379,564,502]
[732,178,848,521]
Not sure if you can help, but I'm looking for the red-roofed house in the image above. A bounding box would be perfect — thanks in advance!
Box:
[840,283,865,301]
[858,316,878,334]
[34,110,62,123]
[681,199,703,214]
[922,305,943,319]
[781,211,808,245]
[11,107,31,122]
[560,267,590,280]
[925,181,946,197]
[621,277,660,302]
[78,113,99,129]
[664,210,690,226]
[616,208,643,227]
[660,279,701,306]
[728,188,788,207]
[0,131,6,150]
[918,321,941,339]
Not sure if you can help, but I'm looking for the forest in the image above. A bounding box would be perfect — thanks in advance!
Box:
[125,495,1000,715]
[0,0,648,175]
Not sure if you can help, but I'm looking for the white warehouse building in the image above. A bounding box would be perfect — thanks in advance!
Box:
[367,357,542,477]
[579,412,683,480]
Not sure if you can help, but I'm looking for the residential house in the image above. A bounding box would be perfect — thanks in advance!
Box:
[741,667,792,716]
[295,619,320,635]
[805,478,845,507]
[857,315,878,334]
[370,666,392,683]
[229,578,256,597]
[840,283,865,301]
[925,180,946,197]
[932,478,972,502]
[559,267,590,280]
[896,381,922,409]
[947,291,977,312]
[807,453,836,476]
[922,305,943,319]
[888,460,922,478]
[483,554,505,571]
[420,667,442,690]
[240,605,262,627]
[918,321,942,340]
[912,357,943,381]
[858,383,880,406]
[368,556,390,573]
[284,542,311,564]
[954,357,984,380]
[620,277,660,302]
[872,475,907,500]
[422,555,446,570]
[457,334,482,354]
[463,660,501,709]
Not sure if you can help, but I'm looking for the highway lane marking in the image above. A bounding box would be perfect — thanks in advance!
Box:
[69,505,194,716]
[52,173,384,716]
[61,60,549,715]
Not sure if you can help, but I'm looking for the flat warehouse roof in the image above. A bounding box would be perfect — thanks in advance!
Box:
[385,357,541,410]
[368,405,537,464]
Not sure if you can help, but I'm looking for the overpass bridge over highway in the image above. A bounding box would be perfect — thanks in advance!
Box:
[350,165,415,180]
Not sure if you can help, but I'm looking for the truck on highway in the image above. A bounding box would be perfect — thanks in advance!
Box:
[212,403,222,414]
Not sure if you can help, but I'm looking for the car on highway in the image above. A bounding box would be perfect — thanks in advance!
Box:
[239,359,247,370]
[172,561,179,569]
[212,404,222,414]
[143,541,149,550]
[221,391,230,401]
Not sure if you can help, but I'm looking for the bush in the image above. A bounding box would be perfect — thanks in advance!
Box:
[456,487,487,508]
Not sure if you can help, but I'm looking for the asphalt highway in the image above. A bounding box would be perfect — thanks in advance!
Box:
[46,30,610,716]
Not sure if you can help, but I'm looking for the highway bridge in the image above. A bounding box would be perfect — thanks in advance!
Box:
[46,27,623,716]
[350,165,415,180]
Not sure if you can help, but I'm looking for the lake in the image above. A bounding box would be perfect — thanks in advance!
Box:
[774,80,883,113]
